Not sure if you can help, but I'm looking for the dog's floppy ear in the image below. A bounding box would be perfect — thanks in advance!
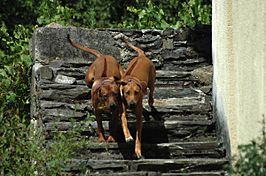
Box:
[91,79,102,107]
[139,81,147,94]
[91,79,102,92]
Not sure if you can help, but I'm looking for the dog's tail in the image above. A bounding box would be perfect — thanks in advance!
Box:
[123,39,145,56]
[67,34,102,58]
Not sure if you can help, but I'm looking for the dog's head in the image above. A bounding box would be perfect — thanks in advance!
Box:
[120,78,147,109]
[91,77,121,111]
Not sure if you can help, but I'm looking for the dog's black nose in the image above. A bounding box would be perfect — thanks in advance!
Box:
[128,102,136,109]
[109,103,117,109]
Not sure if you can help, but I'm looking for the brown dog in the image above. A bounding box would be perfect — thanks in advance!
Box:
[120,40,156,159]
[67,35,123,142]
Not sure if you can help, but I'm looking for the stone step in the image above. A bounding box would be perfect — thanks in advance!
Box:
[42,108,213,124]
[37,69,204,83]
[62,158,228,175]
[40,96,212,123]
[44,120,217,143]
[68,171,228,176]
[39,84,209,105]
[162,172,228,176]
[73,141,225,160]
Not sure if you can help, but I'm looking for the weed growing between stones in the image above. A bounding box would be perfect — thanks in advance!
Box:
[230,117,266,175]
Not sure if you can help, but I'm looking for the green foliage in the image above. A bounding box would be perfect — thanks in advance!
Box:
[230,120,266,175]
[0,114,90,175]
[0,0,37,30]
[233,139,266,175]
[33,0,212,29]
[0,22,89,175]
[0,24,32,119]
[178,0,212,27]
[37,0,68,26]
[0,22,33,175]
[36,0,121,28]
[118,0,211,29]
[118,0,170,29]
[0,0,212,30]
[157,0,183,24]
[43,120,90,175]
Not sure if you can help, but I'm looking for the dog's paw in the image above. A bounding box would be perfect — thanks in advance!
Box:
[125,136,134,143]
[133,153,144,160]
[106,136,116,143]
[98,138,106,143]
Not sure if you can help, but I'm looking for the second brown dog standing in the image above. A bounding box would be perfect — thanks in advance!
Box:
[120,40,156,159]
[68,35,124,143]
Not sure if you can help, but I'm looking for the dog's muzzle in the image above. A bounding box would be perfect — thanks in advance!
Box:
[128,101,136,109]
[109,103,117,110]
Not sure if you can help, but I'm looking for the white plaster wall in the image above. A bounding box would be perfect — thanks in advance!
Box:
[213,0,266,156]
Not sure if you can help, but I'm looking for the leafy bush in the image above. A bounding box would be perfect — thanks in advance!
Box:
[0,23,89,175]
[1,0,212,30]
[0,24,33,138]
[0,24,34,175]
[118,0,170,29]
[233,139,266,175]
[40,120,90,175]
[0,0,37,31]
[34,0,212,29]
[36,0,123,28]
[230,119,266,175]
[1,106,90,175]
[177,0,211,27]
[118,0,211,29]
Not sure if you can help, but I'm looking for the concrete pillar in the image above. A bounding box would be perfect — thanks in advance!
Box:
[212,0,266,156]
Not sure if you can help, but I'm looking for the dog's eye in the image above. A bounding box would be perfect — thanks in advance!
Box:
[113,92,119,96]
[134,91,139,95]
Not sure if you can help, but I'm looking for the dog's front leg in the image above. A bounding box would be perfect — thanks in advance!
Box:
[121,104,133,142]
[95,110,105,142]
[107,109,119,142]
[135,104,143,159]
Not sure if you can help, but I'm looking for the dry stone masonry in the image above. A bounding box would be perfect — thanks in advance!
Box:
[30,24,228,175]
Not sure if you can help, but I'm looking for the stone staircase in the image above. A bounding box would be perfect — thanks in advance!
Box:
[31,25,229,175]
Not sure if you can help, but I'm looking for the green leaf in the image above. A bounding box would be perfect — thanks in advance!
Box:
[20,54,32,67]
[7,92,17,102]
